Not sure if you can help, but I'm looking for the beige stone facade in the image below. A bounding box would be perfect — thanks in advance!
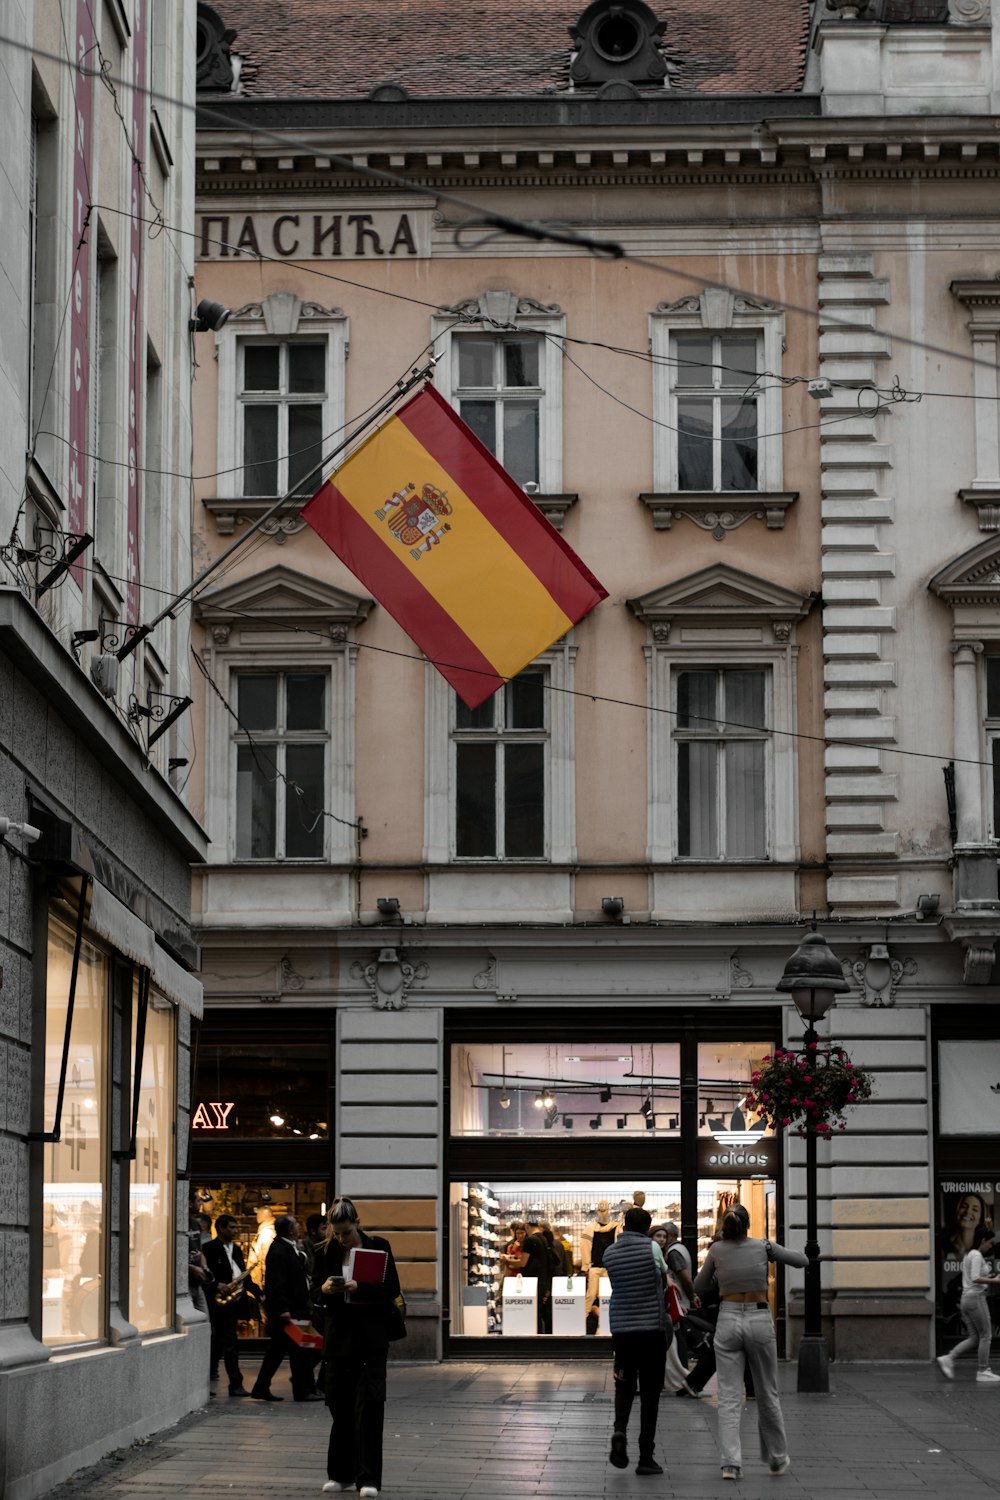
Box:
[189,4,1000,1364]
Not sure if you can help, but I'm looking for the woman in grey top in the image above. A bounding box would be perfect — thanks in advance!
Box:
[694,1209,808,1482]
[936,1224,1000,1383]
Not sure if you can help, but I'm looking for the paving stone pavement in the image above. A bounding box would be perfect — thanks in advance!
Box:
[49,1358,1000,1500]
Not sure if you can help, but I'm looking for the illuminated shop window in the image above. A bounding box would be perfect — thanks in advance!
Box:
[128,992,175,1334]
[193,1043,329,1139]
[42,917,109,1347]
[450,1042,681,1138]
[190,1182,328,1341]
[449,1179,682,1337]
[696,1041,775,1138]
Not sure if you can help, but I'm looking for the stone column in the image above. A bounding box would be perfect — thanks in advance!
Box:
[951,641,984,846]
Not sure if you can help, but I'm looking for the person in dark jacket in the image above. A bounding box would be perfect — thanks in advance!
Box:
[250,1214,323,1403]
[522,1218,554,1332]
[203,1214,254,1397]
[314,1196,401,1500]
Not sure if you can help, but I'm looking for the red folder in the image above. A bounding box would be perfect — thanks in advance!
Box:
[348,1247,388,1286]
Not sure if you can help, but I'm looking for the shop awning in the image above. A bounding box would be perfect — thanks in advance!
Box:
[88,879,203,1017]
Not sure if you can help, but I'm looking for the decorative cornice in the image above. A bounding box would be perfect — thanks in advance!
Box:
[930,534,1000,604]
[203,495,309,539]
[639,491,797,537]
[628,561,814,631]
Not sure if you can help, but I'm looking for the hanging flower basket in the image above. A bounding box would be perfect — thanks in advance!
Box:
[743,1045,875,1138]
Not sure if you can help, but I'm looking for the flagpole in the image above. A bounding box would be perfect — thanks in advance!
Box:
[116,357,438,660]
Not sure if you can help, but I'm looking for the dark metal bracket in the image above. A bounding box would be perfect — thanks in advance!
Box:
[127,689,193,751]
[1,524,94,599]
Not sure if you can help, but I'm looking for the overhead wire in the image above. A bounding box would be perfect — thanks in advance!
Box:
[197,602,992,774]
[3,30,1000,380]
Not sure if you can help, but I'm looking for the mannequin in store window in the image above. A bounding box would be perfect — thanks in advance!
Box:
[582,1200,619,1335]
[249,1206,277,1293]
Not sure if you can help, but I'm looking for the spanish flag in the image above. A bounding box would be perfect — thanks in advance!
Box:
[302,383,607,708]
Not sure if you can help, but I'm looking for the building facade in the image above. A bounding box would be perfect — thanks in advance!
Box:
[0,4,207,1496]
[189,0,1000,1366]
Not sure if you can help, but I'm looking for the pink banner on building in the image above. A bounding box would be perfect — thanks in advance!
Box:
[124,0,148,626]
[67,1,95,574]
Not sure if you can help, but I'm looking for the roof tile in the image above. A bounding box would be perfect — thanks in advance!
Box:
[215,1,809,100]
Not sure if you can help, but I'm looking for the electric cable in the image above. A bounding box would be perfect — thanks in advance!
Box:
[4,30,1000,381]
[200,602,995,773]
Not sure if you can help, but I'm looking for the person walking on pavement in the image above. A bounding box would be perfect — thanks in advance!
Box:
[314,1196,402,1500]
[937,1224,1000,1383]
[250,1214,324,1403]
[203,1214,254,1397]
[603,1205,669,1478]
[694,1209,807,1482]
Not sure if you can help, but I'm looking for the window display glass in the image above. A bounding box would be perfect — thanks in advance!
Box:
[42,915,109,1346]
[192,1043,329,1138]
[450,1180,682,1336]
[938,1042,1000,1135]
[129,991,174,1334]
[696,1041,775,1137]
[191,1181,327,1339]
[451,1042,682,1137]
[938,1178,999,1344]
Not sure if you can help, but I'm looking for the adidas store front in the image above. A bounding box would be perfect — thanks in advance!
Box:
[444,1011,783,1356]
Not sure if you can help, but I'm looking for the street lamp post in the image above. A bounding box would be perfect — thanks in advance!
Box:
[776,931,849,1394]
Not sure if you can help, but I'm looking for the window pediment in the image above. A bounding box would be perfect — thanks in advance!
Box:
[194,564,372,636]
[930,536,1000,609]
[628,564,813,640]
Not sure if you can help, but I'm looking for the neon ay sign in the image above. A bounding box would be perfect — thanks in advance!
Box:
[192,1101,236,1129]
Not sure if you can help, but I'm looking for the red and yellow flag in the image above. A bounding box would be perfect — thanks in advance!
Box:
[302,383,607,707]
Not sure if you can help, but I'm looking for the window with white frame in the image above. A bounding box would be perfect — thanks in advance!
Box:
[424,640,577,867]
[674,667,769,859]
[432,292,565,493]
[454,334,542,487]
[629,564,808,866]
[454,670,547,859]
[234,670,328,860]
[650,291,785,495]
[673,334,759,491]
[985,654,1000,837]
[212,296,347,508]
[239,340,326,497]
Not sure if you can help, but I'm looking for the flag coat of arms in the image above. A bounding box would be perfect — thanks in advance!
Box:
[302,383,607,707]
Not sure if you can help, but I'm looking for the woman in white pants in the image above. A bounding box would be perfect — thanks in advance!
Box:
[693,1210,808,1483]
[937,1225,1000,1383]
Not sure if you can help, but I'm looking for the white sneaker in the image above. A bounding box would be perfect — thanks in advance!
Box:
[976,1369,1000,1383]
[359,1489,379,1498]
[936,1355,954,1380]
[321,1485,347,1494]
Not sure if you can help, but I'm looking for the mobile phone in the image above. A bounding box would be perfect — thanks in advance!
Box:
[329,1275,346,1287]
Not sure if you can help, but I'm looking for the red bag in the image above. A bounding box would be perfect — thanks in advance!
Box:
[666,1282,684,1326]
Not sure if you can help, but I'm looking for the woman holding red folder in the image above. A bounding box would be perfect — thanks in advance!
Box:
[313,1196,401,1500]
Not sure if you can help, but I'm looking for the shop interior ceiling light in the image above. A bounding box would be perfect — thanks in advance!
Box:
[269,1112,285,1126]
[589,1114,602,1129]
[640,1096,653,1116]
[533,1092,545,1109]
[645,1113,656,1130]
[499,1091,511,1109]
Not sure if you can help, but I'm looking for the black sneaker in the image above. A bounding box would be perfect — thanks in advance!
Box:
[609,1431,628,1469]
[636,1459,663,1476]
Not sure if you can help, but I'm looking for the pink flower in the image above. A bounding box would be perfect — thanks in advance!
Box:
[781,1117,791,1126]
[815,1122,830,1134]
[803,1076,812,1083]
[808,1041,818,1051]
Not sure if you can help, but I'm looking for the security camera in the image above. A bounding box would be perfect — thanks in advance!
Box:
[0,817,41,844]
